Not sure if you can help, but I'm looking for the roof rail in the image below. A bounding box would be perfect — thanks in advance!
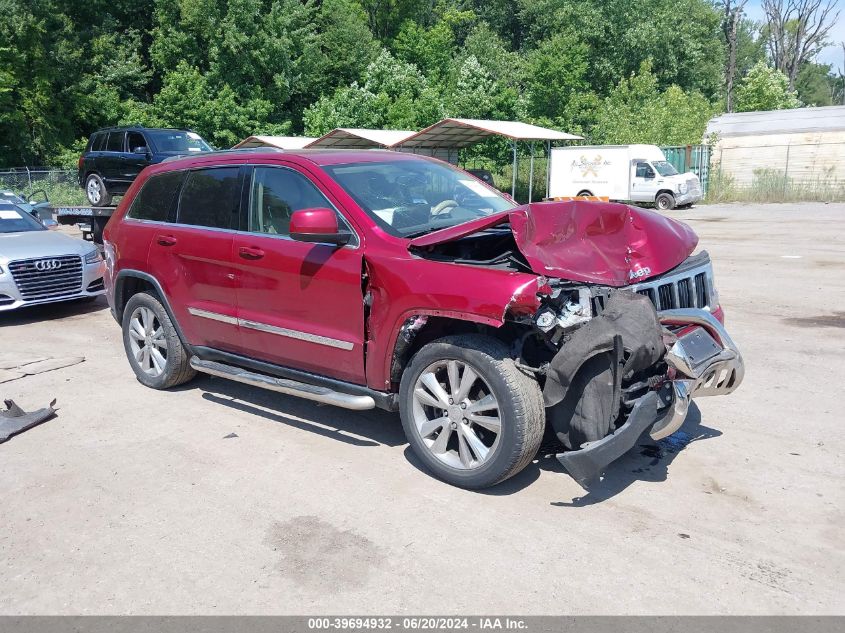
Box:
[161,147,285,163]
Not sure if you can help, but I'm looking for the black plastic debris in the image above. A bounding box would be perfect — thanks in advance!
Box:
[0,399,57,443]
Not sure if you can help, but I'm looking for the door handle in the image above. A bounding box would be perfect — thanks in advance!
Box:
[239,246,265,260]
[156,235,177,246]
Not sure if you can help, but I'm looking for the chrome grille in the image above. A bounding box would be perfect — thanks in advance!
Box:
[628,254,713,312]
[687,178,701,197]
[9,255,83,302]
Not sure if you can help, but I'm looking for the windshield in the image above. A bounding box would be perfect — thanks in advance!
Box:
[323,159,515,238]
[0,204,45,233]
[147,130,212,154]
[0,191,26,205]
[653,161,679,177]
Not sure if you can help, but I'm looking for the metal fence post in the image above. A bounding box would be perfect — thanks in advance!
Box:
[784,144,790,196]
[528,142,535,203]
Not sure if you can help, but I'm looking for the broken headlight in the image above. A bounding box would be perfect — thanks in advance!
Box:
[535,287,592,340]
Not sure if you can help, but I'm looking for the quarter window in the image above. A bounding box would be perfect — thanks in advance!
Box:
[177,168,240,229]
[248,167,348,237]
[127,171,185,222]
[91,133,107,151]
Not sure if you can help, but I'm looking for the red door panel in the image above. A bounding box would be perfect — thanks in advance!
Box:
[148,225,240,352]
[233,235,365,384]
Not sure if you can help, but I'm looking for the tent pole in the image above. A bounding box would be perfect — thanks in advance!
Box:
[511,141,518,199]
[528,142,535,203]
[545,141,552,199]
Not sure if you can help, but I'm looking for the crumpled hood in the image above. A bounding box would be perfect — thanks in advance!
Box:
[409,200,698,286]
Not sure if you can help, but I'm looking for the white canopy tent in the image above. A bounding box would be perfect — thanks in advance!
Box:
[306,128,417,149]
[232,135,316,149]
[397,119,583,200]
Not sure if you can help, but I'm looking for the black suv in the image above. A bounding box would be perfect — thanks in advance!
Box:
[78,126,212,206]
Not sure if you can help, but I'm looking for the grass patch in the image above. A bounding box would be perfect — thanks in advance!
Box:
[707,168,845,204]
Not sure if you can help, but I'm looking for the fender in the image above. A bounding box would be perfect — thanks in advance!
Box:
[113,269,193,353]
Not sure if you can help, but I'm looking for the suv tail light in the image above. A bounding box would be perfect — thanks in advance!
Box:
[78,154,84,170]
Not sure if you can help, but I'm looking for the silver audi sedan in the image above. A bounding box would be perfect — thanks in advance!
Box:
[0,202,106,312]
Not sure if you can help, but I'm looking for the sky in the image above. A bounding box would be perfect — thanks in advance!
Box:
[745,0,844,72]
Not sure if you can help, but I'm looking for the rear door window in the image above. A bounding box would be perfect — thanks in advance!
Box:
[106,132,125,153]
[127,171,185,222]
[177,167,241,230]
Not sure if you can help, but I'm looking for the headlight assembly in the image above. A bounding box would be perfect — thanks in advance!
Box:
[84,248,102,264]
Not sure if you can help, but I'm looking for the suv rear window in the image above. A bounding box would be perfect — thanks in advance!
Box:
[127,171,185,222]
[176,168,240,229]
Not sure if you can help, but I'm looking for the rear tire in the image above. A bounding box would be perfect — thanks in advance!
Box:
[122,292,195,389]
[576,190,593,197]
[655,192,675,211]
[399,334,545,489]
[85,173,112,207]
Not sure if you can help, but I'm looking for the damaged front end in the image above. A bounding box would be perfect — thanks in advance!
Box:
[514,282,743,489]
[409,200,744,487]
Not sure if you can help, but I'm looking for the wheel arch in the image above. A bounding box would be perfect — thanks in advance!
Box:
[387,313,505,389]
[114,270,191,351]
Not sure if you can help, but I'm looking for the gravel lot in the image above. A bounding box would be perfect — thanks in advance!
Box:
[1,202,843,615]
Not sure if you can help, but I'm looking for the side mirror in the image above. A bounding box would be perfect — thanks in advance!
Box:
[133,146,150,155]
[289,208,350,246]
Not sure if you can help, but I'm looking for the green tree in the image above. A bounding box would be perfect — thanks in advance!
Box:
[795,62,835,107]
[304,49,444,135]
[516,0,724,98]
[734,61,801,112]
[523,31,590,122]
[591,62,715,145]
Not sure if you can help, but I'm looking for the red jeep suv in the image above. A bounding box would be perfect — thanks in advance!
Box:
[103,149,744,489]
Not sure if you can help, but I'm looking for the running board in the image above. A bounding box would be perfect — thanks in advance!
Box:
[189,358,376,411]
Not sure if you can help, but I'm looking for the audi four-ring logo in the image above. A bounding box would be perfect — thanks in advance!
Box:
[35,259,62,271]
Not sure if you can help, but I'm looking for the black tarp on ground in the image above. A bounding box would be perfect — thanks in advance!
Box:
[0,399,57,443]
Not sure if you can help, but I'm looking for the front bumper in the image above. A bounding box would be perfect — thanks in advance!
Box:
[0,259,107,312]
[557,308,744,487]
[674,190,703,206]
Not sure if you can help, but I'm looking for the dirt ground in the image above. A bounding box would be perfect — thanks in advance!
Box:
[0,202,843,615]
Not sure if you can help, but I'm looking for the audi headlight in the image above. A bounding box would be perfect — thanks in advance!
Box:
[84,248,102,264]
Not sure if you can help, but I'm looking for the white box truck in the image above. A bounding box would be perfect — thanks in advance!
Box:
[548,144,703,210]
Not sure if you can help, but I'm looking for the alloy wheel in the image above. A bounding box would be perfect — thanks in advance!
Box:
[127,306,167,377]
[87,178,101,204]
[411,359,502,470]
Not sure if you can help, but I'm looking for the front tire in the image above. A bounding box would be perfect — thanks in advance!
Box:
[122,292,196,389]
[399,334,545,489]
[655,192,675,211]
[85,173,112,207]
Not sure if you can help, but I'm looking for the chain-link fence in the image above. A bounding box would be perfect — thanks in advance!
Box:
[0,167,86,206]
